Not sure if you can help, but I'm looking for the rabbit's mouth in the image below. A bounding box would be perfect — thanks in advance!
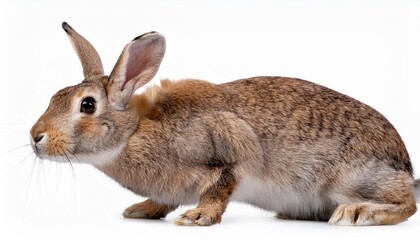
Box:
[29,130,76,161]
[30,134,46,158]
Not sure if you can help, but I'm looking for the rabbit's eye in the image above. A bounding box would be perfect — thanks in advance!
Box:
[80,97,96,114]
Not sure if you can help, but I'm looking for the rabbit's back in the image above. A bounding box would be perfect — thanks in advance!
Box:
[222,76,412,177]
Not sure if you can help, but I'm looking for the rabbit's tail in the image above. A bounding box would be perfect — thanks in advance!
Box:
[414,179,420,202]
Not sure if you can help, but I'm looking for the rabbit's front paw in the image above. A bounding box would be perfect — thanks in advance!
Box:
[175,208,221,226]
[123,199,177,219]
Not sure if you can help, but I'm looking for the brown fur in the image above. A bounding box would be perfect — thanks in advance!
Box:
[30,23,419,226]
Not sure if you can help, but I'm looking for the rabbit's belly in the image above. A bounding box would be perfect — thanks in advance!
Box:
[232,177,335,219]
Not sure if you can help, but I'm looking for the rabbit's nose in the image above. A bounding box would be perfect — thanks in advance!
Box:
[34,134,45,143]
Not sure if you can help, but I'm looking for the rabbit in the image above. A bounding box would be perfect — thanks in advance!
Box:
[30,22,419,226]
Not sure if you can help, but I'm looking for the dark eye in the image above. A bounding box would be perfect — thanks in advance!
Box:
[80,97,96,114]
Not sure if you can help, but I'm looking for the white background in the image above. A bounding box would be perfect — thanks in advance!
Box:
[1,0,420,239]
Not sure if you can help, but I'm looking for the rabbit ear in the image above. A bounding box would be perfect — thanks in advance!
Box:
[107,32,165,110]
[62,22,104,79]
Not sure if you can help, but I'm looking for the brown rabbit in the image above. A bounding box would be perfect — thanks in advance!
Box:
[30,22,419,226]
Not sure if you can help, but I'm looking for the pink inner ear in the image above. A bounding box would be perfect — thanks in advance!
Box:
[124,43,151,85]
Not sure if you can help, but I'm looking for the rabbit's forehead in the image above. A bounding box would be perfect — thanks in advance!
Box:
[74,83,106,99]
[52,84,105,102]
[52,86,76,100]
[49,86,77,112]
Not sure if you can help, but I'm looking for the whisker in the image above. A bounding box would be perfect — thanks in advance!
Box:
[1,144,32,156]
[68,152,81,164]
[18,155,38,205]
[2,131,31,136]
[40,158,48,195]
[60,145,80,164]
[55,157,62,193]
[63,151,78,212]
[6,151,34,177]
[63,152,76,176]
[29,156,38,185]
[36,156,42,187]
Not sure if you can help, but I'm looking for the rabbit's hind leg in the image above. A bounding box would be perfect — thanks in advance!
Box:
[328,201,416,225]
[329,164,417,226]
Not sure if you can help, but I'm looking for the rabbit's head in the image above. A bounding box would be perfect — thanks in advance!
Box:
[30,22,165,166]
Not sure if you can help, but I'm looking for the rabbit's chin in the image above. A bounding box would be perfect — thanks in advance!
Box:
[37,144,125,167]
[73,144,125,166]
